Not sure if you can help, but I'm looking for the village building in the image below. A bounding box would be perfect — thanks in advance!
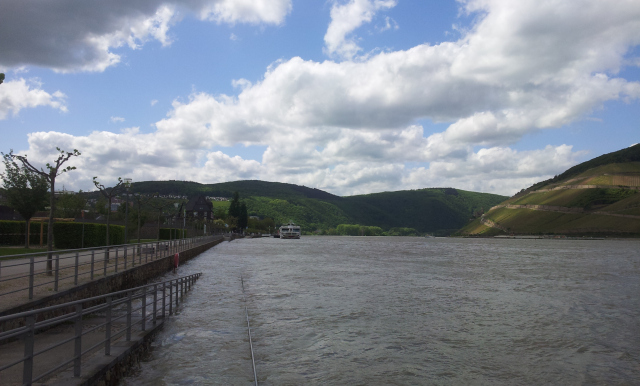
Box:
[178,195,214,222]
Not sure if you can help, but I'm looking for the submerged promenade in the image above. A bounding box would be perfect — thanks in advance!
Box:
[0,235,227,385]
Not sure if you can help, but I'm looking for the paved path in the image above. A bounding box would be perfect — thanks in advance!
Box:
[0,237,222,312]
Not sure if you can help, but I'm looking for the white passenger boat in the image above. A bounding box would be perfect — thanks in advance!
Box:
[279,222,301,239]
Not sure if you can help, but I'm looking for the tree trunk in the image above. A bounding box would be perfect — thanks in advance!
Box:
[106,197,111,246]
[46,180,55,275]
[24,218,30,249]
[137,208,141,244]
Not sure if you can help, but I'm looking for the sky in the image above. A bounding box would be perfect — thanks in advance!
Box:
[0,0,639,197]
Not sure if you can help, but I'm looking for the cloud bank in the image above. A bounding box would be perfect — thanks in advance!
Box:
[6,0,640,196]
[0,0,292,72]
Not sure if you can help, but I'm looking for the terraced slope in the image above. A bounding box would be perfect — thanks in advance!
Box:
[457,145,640,237]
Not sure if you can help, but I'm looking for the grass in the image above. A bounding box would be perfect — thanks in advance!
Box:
[211,201,230,209]
[553,214,640,234]
[512,189,587,206]
[599,194,640,215]
[481,207,640,235]
[571,162,640,178]
[456,218,505,236]
[583,175,640,186]
[511,188,637,209]
[485,208,583,234]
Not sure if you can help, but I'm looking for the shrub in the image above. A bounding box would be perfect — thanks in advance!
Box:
[158,228,186,240]
[53,222,124,249]
[0,220,49,246]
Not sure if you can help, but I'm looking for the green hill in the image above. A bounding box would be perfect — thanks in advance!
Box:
[130,180,506,235]
[458,144,640,237]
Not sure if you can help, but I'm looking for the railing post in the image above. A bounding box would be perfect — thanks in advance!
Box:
[126,245,130,268]
[156,241,159,260]
[169,281,173,315]
[103,248,108,276]
[153,284,158,325]
[176,279,180,307]
[90,250,95,281]
[74,252,79,285]
[141,286,147,331]
[105,297,112,355]
[115,249,119,273]
[162,282,166,318]
[54,254,60,292]
[22,315,35,385]
[29,256,34,300]
[126,292,132,341]
[74,303,83,377]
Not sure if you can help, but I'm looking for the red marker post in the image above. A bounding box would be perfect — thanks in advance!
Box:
[173,253,179,273]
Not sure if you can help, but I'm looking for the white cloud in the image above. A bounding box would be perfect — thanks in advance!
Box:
[0,0,293,72]
[376,16,398,32]
[0,78,67,119]
[230,33,240,41]
[151,99,158,106]
[10,0,640,196]
[324,0,397,60]
[199,0,292,25]
[110,116,125,123]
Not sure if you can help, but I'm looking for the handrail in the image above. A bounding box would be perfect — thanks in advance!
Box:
[0,235,222,302]
[0,273,203,385]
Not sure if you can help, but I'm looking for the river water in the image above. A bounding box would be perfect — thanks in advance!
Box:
[122,236,640,385]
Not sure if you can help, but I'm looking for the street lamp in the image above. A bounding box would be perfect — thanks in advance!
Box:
[124,178,132,243]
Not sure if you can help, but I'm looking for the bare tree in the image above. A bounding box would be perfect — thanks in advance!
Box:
[132,193,155,244]
[93,177,124,249]
[148,198,172,241]
[9,148,81,274]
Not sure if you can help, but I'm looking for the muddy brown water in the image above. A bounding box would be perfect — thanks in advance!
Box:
[122,236,640,385]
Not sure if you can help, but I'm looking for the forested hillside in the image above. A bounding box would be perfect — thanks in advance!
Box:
[128,180,506,235]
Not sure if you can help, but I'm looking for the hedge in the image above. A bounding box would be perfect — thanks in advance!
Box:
[0,220,49,246]
[159,228,186,240]
[52,222,125,249]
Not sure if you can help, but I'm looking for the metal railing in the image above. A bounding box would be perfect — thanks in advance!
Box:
[0,273,202,385]
[0,235,220,302]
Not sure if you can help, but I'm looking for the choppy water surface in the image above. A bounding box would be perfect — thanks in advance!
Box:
[122,237,640,385]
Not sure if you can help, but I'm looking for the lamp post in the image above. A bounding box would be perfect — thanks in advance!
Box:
[124,178,132,244]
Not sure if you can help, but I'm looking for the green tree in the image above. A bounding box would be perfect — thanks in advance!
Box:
[214,206,227,220]
[1,153,49,248]
[9,148,81,274]
[228,191,241,219]
[239,202,248,231]
[56,191,86,218]
[93,177,124,248]
[0,73,4,84]
[213,218,227,233]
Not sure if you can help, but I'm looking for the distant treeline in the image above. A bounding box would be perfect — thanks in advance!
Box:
[108,179,506,235]
[317,224,421,236]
